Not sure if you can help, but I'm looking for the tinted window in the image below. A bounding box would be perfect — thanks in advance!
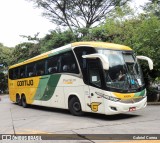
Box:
[60,51,79,74]
[13,68,19,79]
[36,60,46,76]
[26,63,35,77]
[74,47,97,83]
[74,47,97,69]
[19,66,26,78]
[9,69,13,79]
[47,56,59,74]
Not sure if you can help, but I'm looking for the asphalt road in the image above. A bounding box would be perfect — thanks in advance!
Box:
[0,95,160,142]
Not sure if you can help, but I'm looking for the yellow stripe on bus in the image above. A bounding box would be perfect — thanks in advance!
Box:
[72,41,132,51]
[113,92,135,99]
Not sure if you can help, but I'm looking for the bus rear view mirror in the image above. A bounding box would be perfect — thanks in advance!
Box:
[82,54,109,70]
[136,56,153,70]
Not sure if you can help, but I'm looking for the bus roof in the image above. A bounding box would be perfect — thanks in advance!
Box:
[9,44,72,69]
[9,41,132,69]
[72,41,132,51]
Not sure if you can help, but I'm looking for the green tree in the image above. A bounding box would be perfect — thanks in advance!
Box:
[27,0,130,32]
[101,5,160,87]
[0,72,7,94]
[40,29,77,52]
[0,43,13,66]
[11,42,40,64]
[143,0,160,18]
[0,43,13,93]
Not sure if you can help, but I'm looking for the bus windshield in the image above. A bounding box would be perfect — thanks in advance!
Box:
[98,49,144,92]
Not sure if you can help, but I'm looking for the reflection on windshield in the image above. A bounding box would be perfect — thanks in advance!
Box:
[98,49,144,91]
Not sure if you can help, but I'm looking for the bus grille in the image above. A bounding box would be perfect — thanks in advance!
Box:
[120,97,144,104]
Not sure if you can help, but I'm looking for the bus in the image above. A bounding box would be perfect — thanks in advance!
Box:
[8,41,153,115]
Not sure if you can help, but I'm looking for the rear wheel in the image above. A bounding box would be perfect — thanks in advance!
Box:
[69,97,83,116]
[21,95,28,108]
[16,95,22,106]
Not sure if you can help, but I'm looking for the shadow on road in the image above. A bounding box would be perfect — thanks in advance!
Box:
[12,103,140,121]
[84,112,140,121]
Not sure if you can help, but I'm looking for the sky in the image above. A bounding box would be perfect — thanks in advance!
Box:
[0,0,149,47]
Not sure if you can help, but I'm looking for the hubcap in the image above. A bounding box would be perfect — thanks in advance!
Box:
[73,102,80,111]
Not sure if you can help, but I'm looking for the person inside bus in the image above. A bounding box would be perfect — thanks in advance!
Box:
[48,67,57,74]
[37,69,44,76]
[20,72,25,78]
[117,70,126,81]
[63,65,70,72]
[107,54,126,82]
[29,72,33,77]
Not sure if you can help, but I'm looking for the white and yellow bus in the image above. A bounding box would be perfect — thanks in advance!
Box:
[8,41,153,115]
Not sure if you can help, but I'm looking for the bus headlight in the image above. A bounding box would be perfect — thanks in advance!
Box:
[95,92,120,102]
[105,95,120,102]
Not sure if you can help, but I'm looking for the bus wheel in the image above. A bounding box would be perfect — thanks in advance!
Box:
[16,95,22,106]
[22,95,28,108]
[69,97,83,116]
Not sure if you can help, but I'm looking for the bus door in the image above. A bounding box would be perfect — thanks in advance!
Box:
[86,59,105,113]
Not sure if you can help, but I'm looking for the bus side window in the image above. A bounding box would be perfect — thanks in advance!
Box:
[47,56,59,74]
[26,63,35,77]
[60,51,79,74]
[36,60,46,76]
[73,46,97,84]
[19,66,26,78]
[13,68,19,80]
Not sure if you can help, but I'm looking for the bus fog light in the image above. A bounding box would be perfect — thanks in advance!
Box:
[110,106,117,111]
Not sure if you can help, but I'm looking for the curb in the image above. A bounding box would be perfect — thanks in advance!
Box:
[0,94,8,96]
[147,102,160,105]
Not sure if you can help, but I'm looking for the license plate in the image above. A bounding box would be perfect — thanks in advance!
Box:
[129,107,136,111]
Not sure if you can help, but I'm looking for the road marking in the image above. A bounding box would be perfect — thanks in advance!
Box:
[15,128,53,134]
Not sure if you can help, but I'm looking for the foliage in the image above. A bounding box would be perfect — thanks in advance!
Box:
[20,32,40,42]
[0,43,13,66]
[0,43,12,94]
[95,4,160,87]
[143,0,160,18]
[11,42,40,65]
[40,30,77,53]
[27,0,130,31]
[0,72,8,94]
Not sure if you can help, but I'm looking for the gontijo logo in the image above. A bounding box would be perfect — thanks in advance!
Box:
[17,80,33,86]
[87,102,101,112]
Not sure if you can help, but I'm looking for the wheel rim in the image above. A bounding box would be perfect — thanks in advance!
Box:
[73,102,81,112]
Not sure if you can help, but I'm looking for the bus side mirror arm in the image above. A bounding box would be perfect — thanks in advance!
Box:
[82,54,109,70]
[136,56,153,70]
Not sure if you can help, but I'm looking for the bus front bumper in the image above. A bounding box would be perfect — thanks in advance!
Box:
[104,96,147,115]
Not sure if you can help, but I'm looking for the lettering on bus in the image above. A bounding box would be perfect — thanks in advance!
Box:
[17,80,34,86]
[63,79,76,84]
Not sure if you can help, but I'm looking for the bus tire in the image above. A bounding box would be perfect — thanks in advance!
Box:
[68,97,83,116]
[16,94,22,106]
[22,95,28,108]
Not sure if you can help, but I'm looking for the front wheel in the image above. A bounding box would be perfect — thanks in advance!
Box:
[69,97,83,116]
